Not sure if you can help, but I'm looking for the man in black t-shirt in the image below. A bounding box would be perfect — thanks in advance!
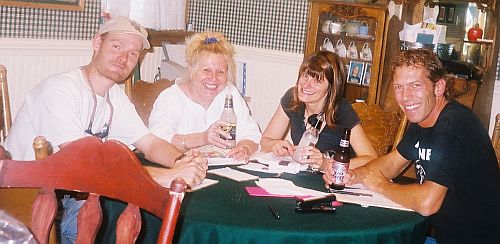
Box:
[324,49,500,243]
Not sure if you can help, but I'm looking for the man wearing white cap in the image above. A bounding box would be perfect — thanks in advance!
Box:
[5,16,207,243]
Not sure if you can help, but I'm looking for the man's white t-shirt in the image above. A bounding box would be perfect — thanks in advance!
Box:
[5,68,149,160]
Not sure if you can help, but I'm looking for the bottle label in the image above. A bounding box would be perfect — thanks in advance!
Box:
[224,98,233,108]
[339,139,349,148]
[332,160,349,185]
[221,123,236,140]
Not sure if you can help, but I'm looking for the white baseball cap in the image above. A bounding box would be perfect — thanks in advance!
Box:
[97,16,150,49]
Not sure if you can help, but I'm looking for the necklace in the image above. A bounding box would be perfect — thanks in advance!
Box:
[82,67,114,140]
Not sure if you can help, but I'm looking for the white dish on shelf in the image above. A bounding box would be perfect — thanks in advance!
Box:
[354,34,374,39]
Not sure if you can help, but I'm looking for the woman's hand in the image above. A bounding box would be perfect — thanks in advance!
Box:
[226,145,251,162]
[271,140,294,157]
[296,146,323,169]
[205,120,232,149]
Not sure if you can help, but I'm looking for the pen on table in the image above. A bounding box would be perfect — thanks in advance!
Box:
[268,205,280,220]
[329,189,373,197]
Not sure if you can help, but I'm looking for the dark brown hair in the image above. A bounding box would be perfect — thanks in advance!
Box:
[391,49,458,100]
[289,51,347,127]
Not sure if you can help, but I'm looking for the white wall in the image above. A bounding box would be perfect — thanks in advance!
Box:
[0,38,93,119]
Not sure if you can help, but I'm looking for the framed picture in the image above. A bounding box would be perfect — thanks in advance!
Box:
[362,63,372,86]
[437,6,446,22]
[446,6,455,23]
[0,0,85,11]
[348,61,364,84]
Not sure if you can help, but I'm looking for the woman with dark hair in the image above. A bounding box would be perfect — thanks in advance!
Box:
[260,51,376,170]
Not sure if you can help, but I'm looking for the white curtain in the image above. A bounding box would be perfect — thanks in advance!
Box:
[102,0,186,30]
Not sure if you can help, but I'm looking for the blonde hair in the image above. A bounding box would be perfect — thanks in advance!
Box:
[185,31,236,84]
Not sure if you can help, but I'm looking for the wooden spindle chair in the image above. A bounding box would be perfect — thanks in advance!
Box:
[352,102,406,156]
[0,64,12,145]
[491,113,500,168]
[0,136,186,243]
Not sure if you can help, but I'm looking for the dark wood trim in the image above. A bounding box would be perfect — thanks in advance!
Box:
[146,29,195,48]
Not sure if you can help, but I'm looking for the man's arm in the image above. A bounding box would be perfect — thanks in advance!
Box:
[133,133,183,168]
[144,154,208,188]
[324,150,410,186]
[134,133,208,188]
[364,172,447,216]
[327,150,447,216]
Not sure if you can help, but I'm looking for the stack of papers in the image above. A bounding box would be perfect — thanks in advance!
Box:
[208,167,259,182]
[255,178,329,197]
[241,152,308,174]
[187,179,219,192]
[330,185,413,211]
[399,21,446,45]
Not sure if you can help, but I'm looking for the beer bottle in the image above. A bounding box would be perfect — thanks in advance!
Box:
[220,93,237,148]
[330,128,351,190]
[292,113,322,163]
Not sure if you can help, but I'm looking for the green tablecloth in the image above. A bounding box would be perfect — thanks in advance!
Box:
[97,168,429,244]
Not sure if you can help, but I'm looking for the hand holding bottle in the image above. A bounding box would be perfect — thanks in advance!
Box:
[292,113,322,163]
[295,145,324,169]
[205,120,233,149]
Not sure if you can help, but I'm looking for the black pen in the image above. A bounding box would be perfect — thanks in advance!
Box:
[268,205,280,220]
[329,189,372,197]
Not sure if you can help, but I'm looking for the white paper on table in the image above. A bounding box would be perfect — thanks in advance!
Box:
[249,152,308,174]
[187,178,219,192]
[208,167,259,182]
[255,178,329,197]
[238,162,282,174]
[333,187,413,212]
[207,157,245,166]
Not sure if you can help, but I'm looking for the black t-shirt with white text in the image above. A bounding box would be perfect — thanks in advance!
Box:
[398,101,500,243]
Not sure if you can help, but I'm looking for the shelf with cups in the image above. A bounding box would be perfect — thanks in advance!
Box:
[305,1,387,105]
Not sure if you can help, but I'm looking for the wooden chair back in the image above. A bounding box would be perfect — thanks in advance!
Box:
[125,79,174,126]
[491,113,500,168]
[453,77,479,109]
[0,136,186,244]
[352,102,406,156]
[0,64,12,144]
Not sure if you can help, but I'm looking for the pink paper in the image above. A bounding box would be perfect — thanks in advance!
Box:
[245,186,310,199]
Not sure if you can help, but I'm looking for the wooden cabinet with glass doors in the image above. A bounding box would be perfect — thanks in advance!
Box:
[305,1,387,104]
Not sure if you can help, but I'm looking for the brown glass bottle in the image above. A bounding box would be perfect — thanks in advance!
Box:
[330,128,351,190]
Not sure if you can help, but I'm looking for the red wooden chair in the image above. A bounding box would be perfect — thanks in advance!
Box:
[0,136,186,244]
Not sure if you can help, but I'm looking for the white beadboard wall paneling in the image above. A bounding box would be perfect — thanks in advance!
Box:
[0,38,93,119]
[234,45,302,130]
[141,47,165,82]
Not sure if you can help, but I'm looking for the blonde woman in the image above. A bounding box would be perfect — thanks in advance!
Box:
[149,31,261,161]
